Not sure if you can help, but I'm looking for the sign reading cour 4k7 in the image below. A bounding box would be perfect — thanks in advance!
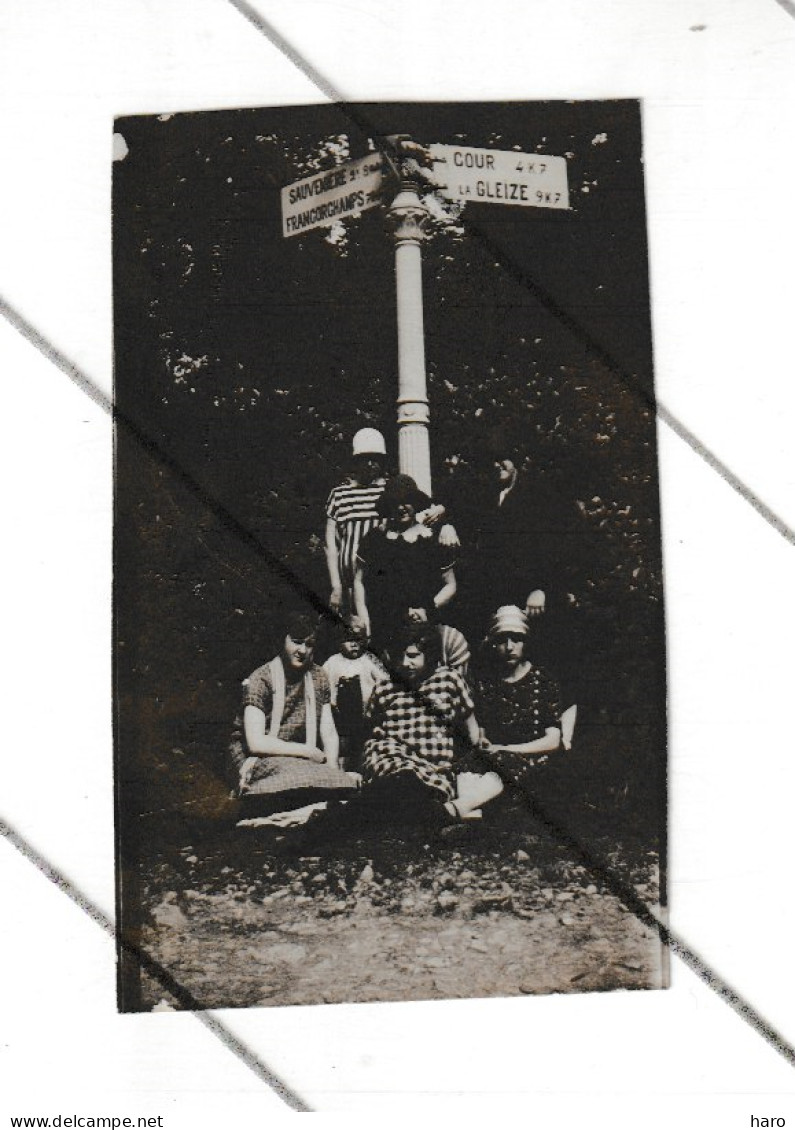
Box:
[281,153,384,237]
[428,144,569,210]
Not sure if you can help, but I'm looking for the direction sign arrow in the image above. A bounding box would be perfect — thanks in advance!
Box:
[281,153,384,238]
[428,144,569,210]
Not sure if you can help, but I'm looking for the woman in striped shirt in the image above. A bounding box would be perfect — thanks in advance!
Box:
[325,428,388,617]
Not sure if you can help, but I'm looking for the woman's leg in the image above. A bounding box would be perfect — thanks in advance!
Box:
[448,771,504,818]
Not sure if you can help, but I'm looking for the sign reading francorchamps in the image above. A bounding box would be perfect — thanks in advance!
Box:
[281,153,384,237]
[429,144,569,209]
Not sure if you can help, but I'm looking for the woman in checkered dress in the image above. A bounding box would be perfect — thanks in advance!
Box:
[360,623,503,822]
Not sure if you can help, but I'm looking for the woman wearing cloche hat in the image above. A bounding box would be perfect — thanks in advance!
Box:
[324,427,457,618]
[451,604,565,814]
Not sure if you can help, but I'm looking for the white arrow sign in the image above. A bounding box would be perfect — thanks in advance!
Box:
[428,144,569,210]
[281,153,384,237]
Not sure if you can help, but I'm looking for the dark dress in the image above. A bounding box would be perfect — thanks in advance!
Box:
[357,526,456,647]
[471,662,562,791]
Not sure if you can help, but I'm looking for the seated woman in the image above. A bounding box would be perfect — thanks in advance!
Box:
[456,604,563,810]
[354,474,458,649]
[361,622,502,825]
[227,610,359,817]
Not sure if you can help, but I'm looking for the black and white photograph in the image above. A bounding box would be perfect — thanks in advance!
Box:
[5,0,795,1120]
[114,99,667,1012]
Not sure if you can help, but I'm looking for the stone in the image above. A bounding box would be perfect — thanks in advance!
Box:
[472,891,512,914]
[515,849,530,862]
[319,900,348,917]
[436,892,459,912]
[268,943,308,964]
[152,903,188,930]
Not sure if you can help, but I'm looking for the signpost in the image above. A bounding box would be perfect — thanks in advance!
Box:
[388,180,433,495]
[281,138,570,492]
[281,153,383,238]
[428,144,569,210]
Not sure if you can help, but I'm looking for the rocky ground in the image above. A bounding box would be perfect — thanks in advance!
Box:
[136,803,666,1012]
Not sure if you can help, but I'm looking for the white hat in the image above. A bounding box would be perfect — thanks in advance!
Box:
[352,427,386,457]
[487,605,529,640]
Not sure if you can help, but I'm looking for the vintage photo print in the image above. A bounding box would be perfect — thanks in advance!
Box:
[113,99,667,1011]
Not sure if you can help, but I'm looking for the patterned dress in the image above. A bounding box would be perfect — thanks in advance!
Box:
[228,662,356,797]
[473,663,562,789]
[477,664,561,747]
[363,665,475,801]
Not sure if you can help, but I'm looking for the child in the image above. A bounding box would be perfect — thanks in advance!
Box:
[322,617,384,771]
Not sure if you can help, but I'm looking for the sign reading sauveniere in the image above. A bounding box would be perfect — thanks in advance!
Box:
[281,153,384,237]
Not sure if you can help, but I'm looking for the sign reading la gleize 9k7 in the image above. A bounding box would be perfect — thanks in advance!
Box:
[429,144,569,209]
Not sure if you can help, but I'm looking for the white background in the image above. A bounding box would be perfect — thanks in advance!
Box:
[2,0,795,1122]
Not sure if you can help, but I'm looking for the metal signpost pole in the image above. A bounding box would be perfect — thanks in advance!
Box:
[387,165,433,496]
[281,140,568,500]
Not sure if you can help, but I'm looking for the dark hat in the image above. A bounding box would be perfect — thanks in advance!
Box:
[376,473,432,518]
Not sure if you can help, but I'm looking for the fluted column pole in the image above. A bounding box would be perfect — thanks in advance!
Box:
[388,176,432,496]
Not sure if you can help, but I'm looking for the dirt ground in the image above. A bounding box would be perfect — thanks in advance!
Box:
[136,803,666,1011]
